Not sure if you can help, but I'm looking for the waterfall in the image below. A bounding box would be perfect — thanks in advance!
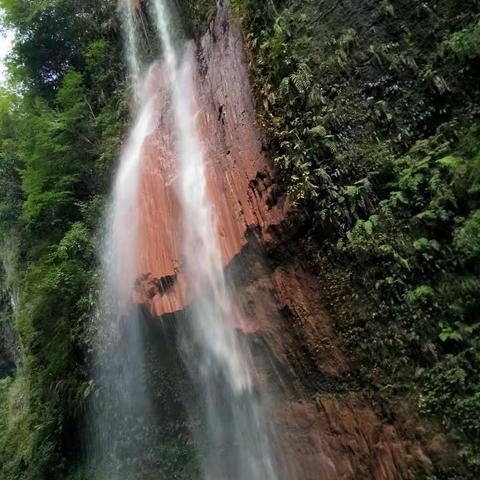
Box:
[150,1,278,479]
[90,1,157,478]
[119,0,142,106]
[92,0,278,478]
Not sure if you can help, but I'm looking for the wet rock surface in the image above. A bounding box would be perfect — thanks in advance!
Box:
[136,6,285,316]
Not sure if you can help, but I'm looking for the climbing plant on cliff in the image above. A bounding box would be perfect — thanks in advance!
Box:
[235,0,480,477]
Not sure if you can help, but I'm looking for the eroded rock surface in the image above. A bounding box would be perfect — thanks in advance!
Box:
[226,238,432,479]
[136,6,285,316]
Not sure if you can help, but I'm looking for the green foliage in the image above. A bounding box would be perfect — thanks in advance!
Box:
[344,124,480,347]
[0,2,129,479]
[379,0,395,17]
[0,0,119,94]
[420,353,480,456]
[18,69,102,236]
[238,0,480,476]
[176,0,217,37]
[0,221,96,479]
[0,89,23,234]
[332,126,480,477]
[445,21,480,61]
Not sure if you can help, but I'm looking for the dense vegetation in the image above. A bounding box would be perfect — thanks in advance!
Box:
[234,0,480,477]
[0,1,128,478]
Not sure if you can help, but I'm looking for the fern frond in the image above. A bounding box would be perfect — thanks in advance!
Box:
[290,62,313,94]
[278,77,290,97]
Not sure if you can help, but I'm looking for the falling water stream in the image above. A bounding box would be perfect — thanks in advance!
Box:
[92,2,157,478]
[93,0,278,478]
[150,1,278,478]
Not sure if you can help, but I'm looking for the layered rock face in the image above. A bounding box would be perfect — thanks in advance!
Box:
[229,243,433,479]
[134,6,433,480]
[135,6,285,316]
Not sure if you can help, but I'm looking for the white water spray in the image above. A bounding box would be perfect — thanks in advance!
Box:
[151,1,278,478]
[91,2,157,478]
[151,0,251,393]
[119,0,143,105]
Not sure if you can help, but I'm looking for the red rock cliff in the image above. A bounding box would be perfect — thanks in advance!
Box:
[135,7,285,317]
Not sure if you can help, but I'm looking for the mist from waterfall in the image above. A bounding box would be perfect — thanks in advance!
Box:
[90,1,157,478]
[150,1,278,479]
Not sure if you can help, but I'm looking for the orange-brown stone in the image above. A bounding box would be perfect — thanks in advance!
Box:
[135,9,285,316]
